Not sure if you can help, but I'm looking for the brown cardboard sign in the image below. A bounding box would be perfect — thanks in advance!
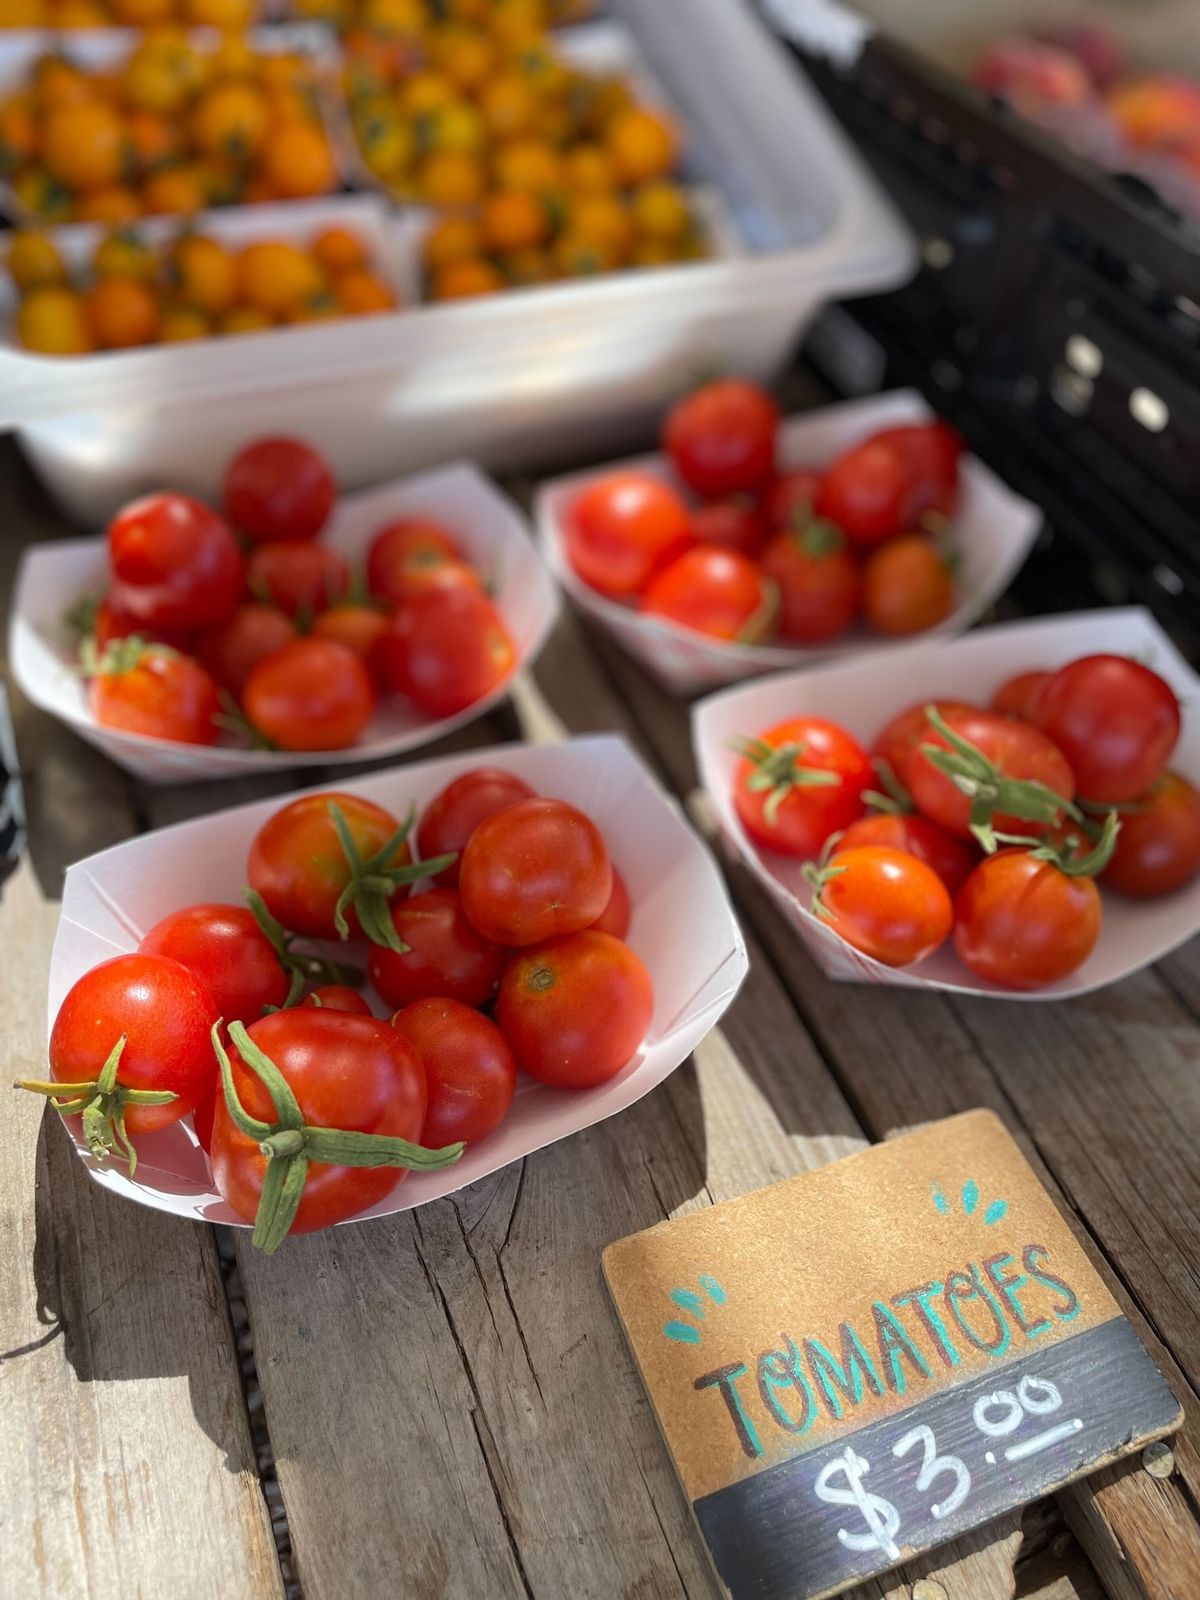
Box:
[603,1111,1181,1600]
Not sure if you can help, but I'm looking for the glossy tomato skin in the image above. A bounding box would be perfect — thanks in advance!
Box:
[1036,654,1180,803]
[246,542,349,618]
[50,953,219,1136]
[375,588,515,718]
[663,379,779,498]
[1102,772,1200,897]
[242,638,374,752]
[733,717,872,859]
[641,547,777,643]
[139,903,288,1025]
[871,700,978,780]
[837,813,977,898]
[953,850,1102,989]
[760,527,860,643]
[460,797,612,946]
[375,557,482,604]
[904,709,1076,837]
[90,647,220,745]
[310,604,391,671]
[307,985,372,1014]
[817,845,953,967]
[392,997,516,1146]
[870,421,962,520]
[368,887,505,1009]
[94,594,192,653]
[194,603,297,696]
[565,470,694,599]
[814,439,913,549]
[223,438,335,544]
[863,533,954,636]
[763,468,822,530]
[591,865,631,939]
[367,519,463,600]
[991,669,1050,723]
[109,493,244,633]
[416,768,536,884]
[497,930,654,1089]
[691,498,769,556]
[210,1010,427,1233]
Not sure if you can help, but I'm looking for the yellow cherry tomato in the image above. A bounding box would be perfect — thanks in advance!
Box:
[17,286,93,355]
[170,233,238,315]
[160,304,212,341]
[93,229,157,281]
[7,230,67,292]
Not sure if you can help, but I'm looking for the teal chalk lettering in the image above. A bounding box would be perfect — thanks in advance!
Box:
[892,1280,960,1369]
[1023,1243,1081,1322]
[756,1335,816,1436]
[804,1324,883,1421]
[695,1362,762,1459]
[871,1300,932,1396]
[944,1266,1010,1356]
[984,1252,1050,1340]
[962,1179,980,1216]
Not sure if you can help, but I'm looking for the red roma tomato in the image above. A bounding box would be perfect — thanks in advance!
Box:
[592,865,631,938]
[367,518,463,600]
[306,985,372,1013]
[368,887,504,1009]
[763,468,822,531]
[460,797,612,945]
[905,708,1075,839]
[872,700,978,781]
[1103,772,1200,897]
[733,717,872,858]
[416,767,536,884]
[375,587,515,717]
[497,929,654,1089]
[870,420,962,520]
[89,642,220,745]
[813,845,953,966]
[837,812,977,898]
[194,602,297,696]
[991,669,1050,723]
[242,638,374,752]
[864,533,954,636]
[565,470,694,599]
[641,547,778,643]
[311,603,391,669]
[815,438,914,549]
[691,498,770,556]
[109,493,244,632]
[1036,654,1181,803]
[760,523,860,644]
[246,541,349,618]
[954,850,1102,989]
[392,997,516,1146]
[223,437,336,544]
[663,379,779,498]
[140,903,288,1025]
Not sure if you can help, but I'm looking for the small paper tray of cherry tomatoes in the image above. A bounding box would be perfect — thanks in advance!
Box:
[11,461,558,784]
[535,390,1043,696]
[46,734,748,1226]
[693,607,1200,999]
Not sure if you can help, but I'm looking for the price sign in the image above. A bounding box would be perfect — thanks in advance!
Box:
[603,1112,1181,1600]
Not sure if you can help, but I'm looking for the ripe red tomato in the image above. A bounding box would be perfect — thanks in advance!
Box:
[760,524,860,643]
[223,437,336,544]
[139,903,288,1025]
[871,700,978,781]
[377,557,483,603]
[763,468,822,530]
[246,541,349,618]
[497,930,654,1089]
[815,438,914,549]
[863,534,954,635]
[1036,654,1180,803]
[109,493,244,632]
[870,420,962,521]
[460,797,612,945]
[592,865,631,939]
[733,717,872,858]
[93,594,192,653]
[368,887,504,1009]
[691,498,770,556]
[194,602,297,696]
[565,471,694,599]
[991,669,1050,723]
[310,603,391,675]
[242,638,374,752]
[306,985,372,1013]
[366,519,464,600]
[1102,772,1200,897]
[954,850,1102,988]
[904,708,1076,839]
[837,812,977,897]
[193,1090,216,1154]
[375,587,515,718]
[663,379,778,498]
[392,997,516,1145]
[641,547,778,642]
[89,642,220,745]
[813,845,953,966]
[416,767,536,884]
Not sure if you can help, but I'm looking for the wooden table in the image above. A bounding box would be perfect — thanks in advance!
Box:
[3,434,1199,1600]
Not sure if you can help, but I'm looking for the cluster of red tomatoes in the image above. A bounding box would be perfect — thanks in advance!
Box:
[26,768,652,1252]
[564,378,964,644]
[734,652,1199,988]
[81,436,516,751]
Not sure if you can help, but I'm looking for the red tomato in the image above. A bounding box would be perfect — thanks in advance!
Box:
[663,379,778,498]
[375,587,515,718]
[89,642,220,745]
[368,887,505,1009]
[991,669,1050,723]
[366,519,463,601]
[870,420,962,520]
[734,717,872,858]
[815,438,914,549]
[416,767,536,885]
[306,985,372,1013]
[591,865,631,938]
[760,523,860,644]
[864,533,955,636]
[1102,772,1200,897]
[904,708,1076,839]
[691,498,770,556]
[310,603,391,674]
[242,638,374,752]
[954,850,1102,989]
[460,797,612,945]
[246,541,349,618]
[763,468,822,530]
[94,594,192,653]
[139,903,288,1025]
[194,603,297,696]
[497,930,654,1089]
[641,547,778,643]
[223,437,336,544]
[108,493,244,632]
[813,845,953,966]
[1036,654,1180,803]
[193,1090,216,1154]
[837,812,976,898]
[872,700,978,782]
[565,471,694,599]
[392,997,516,1146]
[374,557,482,604]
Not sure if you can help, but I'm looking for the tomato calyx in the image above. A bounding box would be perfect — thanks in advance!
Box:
[993,809,1121,878]
[211,1020,463,1254]
[736,574,780,645]
[733,735,842,825]
[863,758,914,817]
[327,801,456,952]
[215,690,278,751]
[78,633,176,680]
[919,706,1081,851]
[245,887,364,1007]
[15,1034,177,1177]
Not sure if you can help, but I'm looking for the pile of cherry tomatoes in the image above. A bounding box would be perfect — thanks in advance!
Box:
[25,768,651,1251]
[733,651,1199,988]
[78,435,516,750]
[564,379,964,647]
